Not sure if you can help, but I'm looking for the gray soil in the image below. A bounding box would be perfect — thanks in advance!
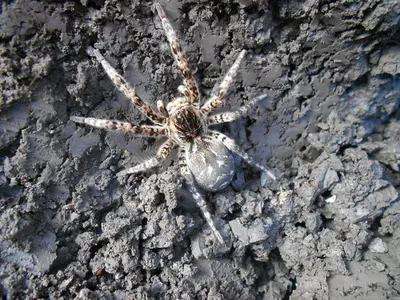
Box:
[0,0,399,299]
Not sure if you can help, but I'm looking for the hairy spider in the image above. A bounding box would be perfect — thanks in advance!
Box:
[70,3,276,243]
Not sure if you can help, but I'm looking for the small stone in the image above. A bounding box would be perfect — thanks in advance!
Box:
[317,123,329,130]
[368,238,388,253]
[375,260,386,272]
[344,242,356,260]
[323,169,339,190]
[229,219,267,245]
[229,219,249,244]
[325,195,336,203]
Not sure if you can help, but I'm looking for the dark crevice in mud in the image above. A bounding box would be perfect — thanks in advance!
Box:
[315,191,330,209]
[148,265,163,279]
[212,1,240,22]
[297,96,309,109]
[77,0,105,10]
[384,168,400,188]
[268,0,281,23]
[141,216,148,228]
[49,240,80,274]
[294,221,306,228]
[369,214,385,233]
[89,240,109,261]
[337,144,358,156]
[301,145,323,163]
[320,189,332,200]
[221,202,243,223]
[288,62,297,79]
[283,277,296,300]
[384,28,400,46]
[351,72,370,88]
[0,130,22,159]
[320,214,334,230]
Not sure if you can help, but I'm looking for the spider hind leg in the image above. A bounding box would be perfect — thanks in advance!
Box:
[117,139,175,176]
[178,148,225,244]
[210,131,276,181]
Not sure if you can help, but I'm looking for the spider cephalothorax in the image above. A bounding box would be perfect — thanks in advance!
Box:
[70,3,276,243]
[167,99,206,143]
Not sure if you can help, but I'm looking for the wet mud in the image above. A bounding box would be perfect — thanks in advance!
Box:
[0,0,399,299]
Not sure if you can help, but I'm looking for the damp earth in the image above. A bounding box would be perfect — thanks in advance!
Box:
[0,0,399,299]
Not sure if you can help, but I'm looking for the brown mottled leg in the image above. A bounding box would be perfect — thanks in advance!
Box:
[117,139,175,176]
[70,116,167,137]
[87,47,165,125]
[155,3,200,107]
[201,50,246,115]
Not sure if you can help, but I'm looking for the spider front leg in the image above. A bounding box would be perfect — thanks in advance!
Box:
[87,47,165,125]
[70,116,167,136]
[155,3,200,107]
[207,94,269,125]
[117,139,175,176]
[178,148,224,244]
[209,131,276,180]
[201,50,247,115]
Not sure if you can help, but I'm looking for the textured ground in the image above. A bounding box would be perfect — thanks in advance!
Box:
[0,0,399,299]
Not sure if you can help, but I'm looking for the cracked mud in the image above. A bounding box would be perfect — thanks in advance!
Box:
[1,0,399,299]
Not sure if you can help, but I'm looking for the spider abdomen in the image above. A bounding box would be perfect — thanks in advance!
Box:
[186,137,235,192]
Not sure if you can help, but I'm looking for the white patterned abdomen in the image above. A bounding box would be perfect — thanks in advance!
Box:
[186,137,235,192]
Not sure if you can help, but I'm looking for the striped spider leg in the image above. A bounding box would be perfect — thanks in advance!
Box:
[205,93,277,181]
[207,131,276,181]
[86,47,166,125]
[200,50,247,115]
[71,48,175,176]
[156,3,200,107]
[178,148,224,244]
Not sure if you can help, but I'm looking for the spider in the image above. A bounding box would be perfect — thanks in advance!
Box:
[70,3,276,244]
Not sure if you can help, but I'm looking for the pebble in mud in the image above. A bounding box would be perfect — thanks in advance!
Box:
[368,238,389,254]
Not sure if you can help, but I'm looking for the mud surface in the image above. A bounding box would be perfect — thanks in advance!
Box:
[1,0,399,299]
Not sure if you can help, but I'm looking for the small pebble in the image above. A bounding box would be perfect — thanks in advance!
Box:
[368,238,388,253]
